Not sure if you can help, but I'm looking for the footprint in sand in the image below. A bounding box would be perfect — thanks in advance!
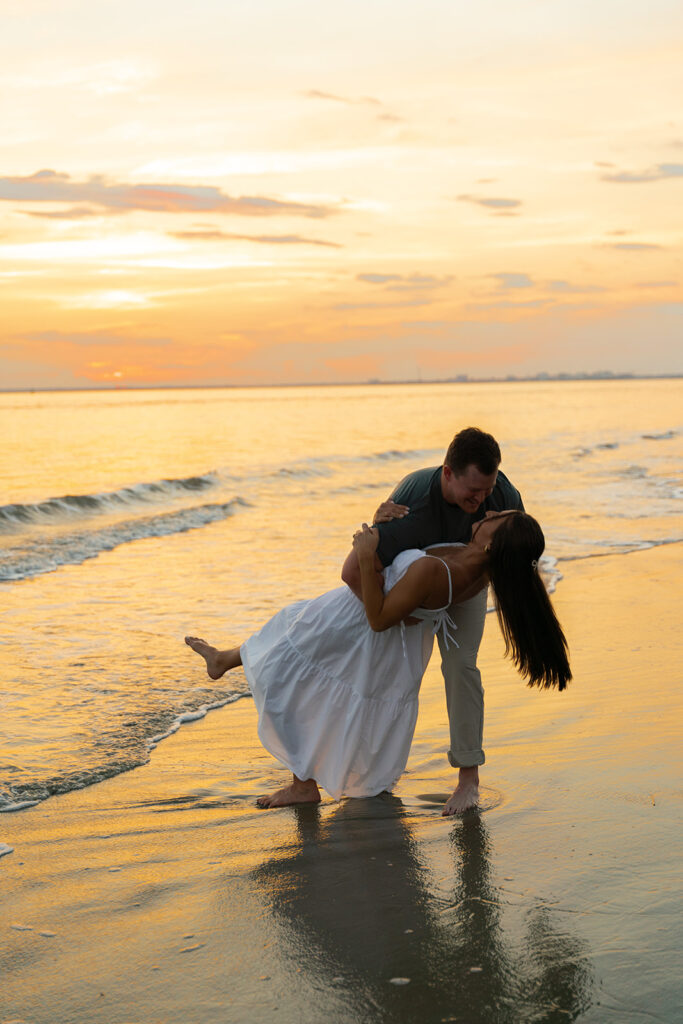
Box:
[409,786,504,813]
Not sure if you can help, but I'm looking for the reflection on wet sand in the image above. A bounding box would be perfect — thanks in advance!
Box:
[251,797,594,1023]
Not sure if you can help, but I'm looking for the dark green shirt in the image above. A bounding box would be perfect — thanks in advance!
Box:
[375,466,524,567]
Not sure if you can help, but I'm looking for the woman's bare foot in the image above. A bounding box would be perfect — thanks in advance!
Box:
[442,765,480,816]
[184,636,241,680]
[257,775,321,809]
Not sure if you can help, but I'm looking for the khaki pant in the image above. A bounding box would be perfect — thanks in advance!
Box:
[437,586,488,767]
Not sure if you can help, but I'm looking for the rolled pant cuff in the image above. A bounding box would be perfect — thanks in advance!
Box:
[448,749,485,768]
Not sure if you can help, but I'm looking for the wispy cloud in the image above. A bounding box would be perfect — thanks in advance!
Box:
[302,89,381,106]
[600,163,683,183]
[458,194,522,212]
[633,280,677,288]
[22,206,106,220]
[24,330,172,348]
[491,272,533,289]
[302,88,403,124]
[546,279,604,294]
[0,170,337,218]
[490,273,603,293]
[358,273,402,284]
[332,299,429,311]
[171,230,342,248]
[357,272,453,292]
[401,320,458,330]
[468,299,551,311]
[602,242,663,251]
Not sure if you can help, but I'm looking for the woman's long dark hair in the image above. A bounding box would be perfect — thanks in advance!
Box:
[487,513,571,690]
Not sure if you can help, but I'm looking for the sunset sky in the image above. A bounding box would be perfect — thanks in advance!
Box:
[2,0,682,388]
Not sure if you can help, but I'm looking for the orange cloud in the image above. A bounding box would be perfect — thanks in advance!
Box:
[1,170,338,218]
[170,229,342,247]
[303,89,382,106]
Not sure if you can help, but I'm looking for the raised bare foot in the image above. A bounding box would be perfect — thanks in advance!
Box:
[256,776,321,809]
[184,636,240,680]
[442,766,480,816]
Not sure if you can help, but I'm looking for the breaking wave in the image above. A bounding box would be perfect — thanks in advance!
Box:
[0,472,219,531]
[0,497,249,581]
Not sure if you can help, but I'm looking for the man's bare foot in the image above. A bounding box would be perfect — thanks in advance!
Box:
[442,766,480,816]
[257,775,321,809]
[184,636,240,680]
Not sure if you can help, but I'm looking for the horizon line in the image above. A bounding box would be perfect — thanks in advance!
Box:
[1,371,682,395]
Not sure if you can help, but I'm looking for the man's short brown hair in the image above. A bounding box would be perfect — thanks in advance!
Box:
[445,427,501,476]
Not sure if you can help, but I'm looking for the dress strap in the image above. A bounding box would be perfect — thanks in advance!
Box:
[425,555,453,607]
[424,555,458,650]
[398,555,459,659]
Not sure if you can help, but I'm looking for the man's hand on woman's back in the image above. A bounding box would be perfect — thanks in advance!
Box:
[372,499,409,525]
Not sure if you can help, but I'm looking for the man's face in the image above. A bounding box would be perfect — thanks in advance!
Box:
[442,463,498,514]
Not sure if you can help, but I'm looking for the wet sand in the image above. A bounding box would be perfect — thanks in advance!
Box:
[2,544,682,1024]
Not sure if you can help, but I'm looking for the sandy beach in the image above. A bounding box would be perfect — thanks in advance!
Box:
[2,543,682,1024]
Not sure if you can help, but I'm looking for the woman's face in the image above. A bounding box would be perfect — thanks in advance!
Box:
[471,509,519,548]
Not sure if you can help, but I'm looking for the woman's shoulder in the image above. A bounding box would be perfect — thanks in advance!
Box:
[397,552,450,597]
[388,548,453,584]
[406,552,452,608]
[383,549,428,591]
[388,548,427,570]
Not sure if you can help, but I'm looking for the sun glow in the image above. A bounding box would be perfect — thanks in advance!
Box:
[61,290,152,309]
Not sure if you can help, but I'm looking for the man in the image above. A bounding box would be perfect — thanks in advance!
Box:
[341,426,524,815]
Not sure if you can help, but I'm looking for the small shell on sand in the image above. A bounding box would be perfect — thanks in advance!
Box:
[389,977,411,985]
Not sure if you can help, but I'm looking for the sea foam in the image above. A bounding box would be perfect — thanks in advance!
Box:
[0,497,249,581]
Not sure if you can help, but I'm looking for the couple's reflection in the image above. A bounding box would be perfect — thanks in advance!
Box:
[250,797,593,1023]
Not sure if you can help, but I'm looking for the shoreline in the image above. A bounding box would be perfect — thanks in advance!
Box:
[1,538,680,817]
[2,543,682,1022]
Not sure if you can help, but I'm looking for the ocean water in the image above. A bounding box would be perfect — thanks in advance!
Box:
[1,379,681,813]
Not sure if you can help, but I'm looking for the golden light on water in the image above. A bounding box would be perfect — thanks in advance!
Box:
[2,376,682,1020]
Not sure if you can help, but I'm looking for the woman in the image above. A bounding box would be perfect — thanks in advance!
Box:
[185,510,570,808]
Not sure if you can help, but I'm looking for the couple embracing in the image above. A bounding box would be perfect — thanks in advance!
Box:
[186,427,570,815]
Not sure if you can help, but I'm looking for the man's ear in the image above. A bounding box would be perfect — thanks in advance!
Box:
[442,464,453,482]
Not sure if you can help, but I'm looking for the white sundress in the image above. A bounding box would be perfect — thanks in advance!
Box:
[240,549,457,799]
